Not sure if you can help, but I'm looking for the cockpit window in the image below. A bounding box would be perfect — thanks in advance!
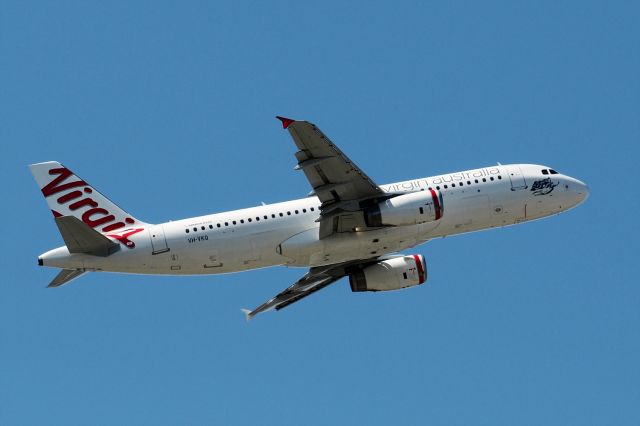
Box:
[549,169,558,174]
[542,169,548,175]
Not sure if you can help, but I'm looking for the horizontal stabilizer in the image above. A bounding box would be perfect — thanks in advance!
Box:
[48,269,86,288]
[55,216,120,257]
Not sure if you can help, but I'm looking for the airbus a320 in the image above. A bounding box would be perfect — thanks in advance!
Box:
[30,117,589,319]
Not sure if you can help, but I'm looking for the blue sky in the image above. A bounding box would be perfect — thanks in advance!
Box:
[2,1,639,424]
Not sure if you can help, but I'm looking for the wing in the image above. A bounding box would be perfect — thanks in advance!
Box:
[242,260,371,320]
[277,116,389,237]
[242,269,341,320]
[277,116,384,205]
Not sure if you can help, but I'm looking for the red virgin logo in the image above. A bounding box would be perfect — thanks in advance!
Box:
[43,167,137,234]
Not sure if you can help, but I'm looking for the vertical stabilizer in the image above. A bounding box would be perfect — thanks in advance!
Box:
[29,161,147,233]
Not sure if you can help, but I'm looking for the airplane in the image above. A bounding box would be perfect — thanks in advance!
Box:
[30,116,589,319]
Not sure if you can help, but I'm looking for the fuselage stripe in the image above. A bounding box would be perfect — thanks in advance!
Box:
[429,188,442,220]
[413,254,425,283]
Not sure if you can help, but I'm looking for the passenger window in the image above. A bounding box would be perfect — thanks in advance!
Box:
[217,224,221,228]
[193,227,197,232]
[272,214,276,218]
[264,215,268,220]
[295,210,299,214]
[451,183,456,187]
[240,219,244,224]
[474,179,479,184]
[467,181,471,185]
[232,221,237,225]
[310,207,315,211]
[209,225,213,229]
[248,218,252,222]
[444,185,448,189]
[436,186,440,190]
[279,213,283,217]
[482,178,486,182]
[498,176,502,180]
[185,229,189,233]
[303,209,307,213]
[490,177,494,181]
[287,211,291,215]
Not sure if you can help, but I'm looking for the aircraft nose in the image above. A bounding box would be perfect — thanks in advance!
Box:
[568,177,589,204]
[575,179,589,202]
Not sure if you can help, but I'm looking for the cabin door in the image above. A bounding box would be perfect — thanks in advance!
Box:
[149,225,170,254]
[505,165,527,190]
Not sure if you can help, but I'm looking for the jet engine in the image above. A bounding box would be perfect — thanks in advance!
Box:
[349,254,427,292]
[365,189,443,227]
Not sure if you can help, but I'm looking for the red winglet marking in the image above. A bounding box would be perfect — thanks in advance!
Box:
[276,116,295,129]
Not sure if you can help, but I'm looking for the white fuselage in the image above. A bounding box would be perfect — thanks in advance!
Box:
[39,164,588,275]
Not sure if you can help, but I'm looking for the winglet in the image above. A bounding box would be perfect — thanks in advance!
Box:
[240,308,253,322]
[276,116,295,129]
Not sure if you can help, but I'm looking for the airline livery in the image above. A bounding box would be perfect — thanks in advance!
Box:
[30,117,589,319]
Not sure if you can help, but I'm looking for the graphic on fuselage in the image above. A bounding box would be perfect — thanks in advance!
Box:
[530,178,559,196]
[105,228,145,249]
[381,167,501,192]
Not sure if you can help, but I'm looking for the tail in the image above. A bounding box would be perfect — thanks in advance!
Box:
[29,161,147,232]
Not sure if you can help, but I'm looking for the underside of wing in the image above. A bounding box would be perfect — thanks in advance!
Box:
[242,270,342,320]
[242,257,400,320]
[277,117,391,238]
[278,117,385,206]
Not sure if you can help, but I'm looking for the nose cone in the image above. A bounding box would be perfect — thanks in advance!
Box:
[574,178,589,203]
[566,176,589,207]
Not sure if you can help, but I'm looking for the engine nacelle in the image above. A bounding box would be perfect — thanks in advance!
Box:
[349,254,427,292]
[365,189,443,227]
